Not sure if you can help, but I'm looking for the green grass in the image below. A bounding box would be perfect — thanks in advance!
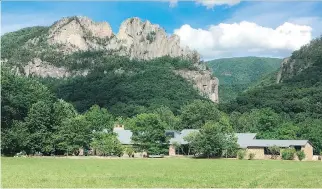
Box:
[2,157,322,188]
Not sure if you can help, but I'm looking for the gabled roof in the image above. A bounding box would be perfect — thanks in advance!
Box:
[236,133,257,148]
[113,129,133,145]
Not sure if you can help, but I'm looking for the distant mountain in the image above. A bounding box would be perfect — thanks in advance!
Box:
[207,57,282,102]
[1,16,219,117]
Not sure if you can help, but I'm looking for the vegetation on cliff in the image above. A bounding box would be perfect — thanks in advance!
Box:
[207,57,281,102]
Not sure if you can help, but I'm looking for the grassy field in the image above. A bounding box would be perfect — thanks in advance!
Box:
[2,157,322,188]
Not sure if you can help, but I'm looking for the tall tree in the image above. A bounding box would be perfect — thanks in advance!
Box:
[55,115,92,155]
[84,105,114,132]
[179,100,221,129]
[90,133,123,156]
[153,106,181,130]
[190,120,237,158]
[128,113,169,155]
[23,101,54,155]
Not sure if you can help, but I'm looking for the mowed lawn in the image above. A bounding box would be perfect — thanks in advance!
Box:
[2,157,322,188]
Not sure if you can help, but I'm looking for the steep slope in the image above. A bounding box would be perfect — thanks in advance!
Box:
[277,37,322,83]
[1,16,218,103]
[208,57,281,85]
[207,57,281,102]
[223,36,322,117]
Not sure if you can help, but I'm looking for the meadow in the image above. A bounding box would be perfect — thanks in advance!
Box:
[2,157,322,188]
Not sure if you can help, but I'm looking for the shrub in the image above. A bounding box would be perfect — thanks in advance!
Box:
[296,150,306,161]
[268,145,280,159]
[248,153,255,160]
[281,148,296,160]
[237,149,246,160]
[125,147,135,158]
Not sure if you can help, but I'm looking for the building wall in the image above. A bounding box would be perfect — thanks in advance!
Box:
[169,145,176,156]
[301,143,313,161]
[246,147,265,159]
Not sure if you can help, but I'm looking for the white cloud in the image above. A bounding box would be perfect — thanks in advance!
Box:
[195,0,240,9]
[169,0,178,8]
[169,0,240,8]
[174,21,312,59]
[225,2,322,37]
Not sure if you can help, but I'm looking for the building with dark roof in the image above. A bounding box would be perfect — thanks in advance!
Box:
[113,127,313,160]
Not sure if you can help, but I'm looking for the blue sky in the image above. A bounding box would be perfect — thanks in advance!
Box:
[2,1,322,59]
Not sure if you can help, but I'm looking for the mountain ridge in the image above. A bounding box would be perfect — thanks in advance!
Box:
[1,16,219,103]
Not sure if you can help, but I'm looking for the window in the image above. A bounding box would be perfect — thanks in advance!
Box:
[294,146,302,151]
[165,132,175,138]
[264,147,280,155]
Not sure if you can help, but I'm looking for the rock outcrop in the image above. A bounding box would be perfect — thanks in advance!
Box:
[46,16,199,60]
[175,70,219,103]
[276,57,290,83]
[22,58,88,78]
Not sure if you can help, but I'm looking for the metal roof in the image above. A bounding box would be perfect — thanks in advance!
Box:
[169,129,199,144]
[113,129,133,145]
[236,133,257,148]
[112,129,309,148]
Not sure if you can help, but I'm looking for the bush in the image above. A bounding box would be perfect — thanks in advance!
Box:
[125,147,135,158]
[268,145,280,159]
[281,148,296,160]
[296,150,306,161]
[237,150,246,160]
[248,153,255,160]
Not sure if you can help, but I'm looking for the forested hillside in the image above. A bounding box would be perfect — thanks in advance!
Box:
[207,57,281,102]
[39,56,207,117]
[221,36,322,154]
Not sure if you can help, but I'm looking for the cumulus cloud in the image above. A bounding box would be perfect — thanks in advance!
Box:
[174,21,312,59]
[169,0,178,7]
[169,0,240,8]
[195,0,240,9]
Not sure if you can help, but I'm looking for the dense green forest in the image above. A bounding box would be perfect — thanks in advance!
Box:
[38,55,206,117]
[207,57,281,102]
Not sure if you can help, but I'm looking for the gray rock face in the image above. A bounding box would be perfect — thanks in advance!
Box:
[276,57,290,83]
[277,56,313,83]
[116,17,198,60]
[23,58,71,78]
[175,70,219,103]
[45,16,199,61]
[23,58,88,78]
[48,16,114,53]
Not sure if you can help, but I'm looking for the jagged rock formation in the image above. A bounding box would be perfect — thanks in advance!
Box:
[47,16,114,53]
[175,70,219,103]
[276,57,290,83]
[45,16,199,60]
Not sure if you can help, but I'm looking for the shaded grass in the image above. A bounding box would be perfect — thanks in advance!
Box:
[2,157,322,188]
